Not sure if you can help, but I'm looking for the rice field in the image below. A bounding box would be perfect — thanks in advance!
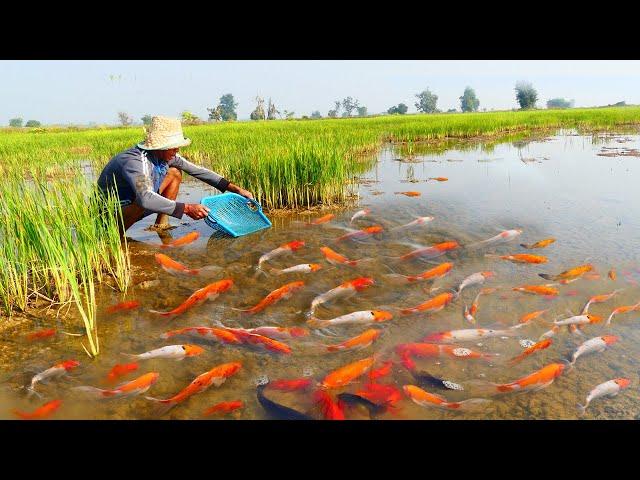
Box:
[1,107,639,355]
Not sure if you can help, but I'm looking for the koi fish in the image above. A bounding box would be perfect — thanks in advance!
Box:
[394,191,421,197]
[149,279,233,317]
[581,290,622,314]
[472,363,565,394]
[160,326,241,344]
[256,383,313,420]
[578,378,630,415]
[355,382,403,407]
[606,301,640,325]
[467,229,523,248]
[154,253,220,277]
[411,371,464,391]
[320,246,366,267]
[553,314,603,326]
[399,241,459,262]
[456,271,495,295]
[306,214,335,226]
[106,300,141,314]
[539,264,593,282]
[403,385,490,411]
[368,361,393,381]
[350,208,371,224]
[512,284,559,296]
[230,326,309,339]
[423,327,520,343]
[400,292,455,315]
[159,231,200,249]
[485,253,548,264]
[570,335,618,366]
[123,344,204,361]
[383,262,453,284]
[321,356,376,389]
[520,238,556,249]
[145,363,241,412]
[74,372,160,399]
[233,281,305,314]
[267,378,313,392]
[12,399,63,420]
[519,309,549,324]
[203,400,244,417]
[324,329,381,352]
[337,393,386,417]
[258,240,305,268]
[507,339,552,365]
[272,263,322,275]
[539,325,560,341]
[29,360,80,392]
[313,390,346,420]
[397,343,497,370]
[106,363,139,383]
[26,328,56,341]
[608,269,617,281]
[335,225,384,242]
[219,327,293,355]
[463,304,476,324]
[428,177,448,182]
[309,277,375,312]
[391,216,434,231]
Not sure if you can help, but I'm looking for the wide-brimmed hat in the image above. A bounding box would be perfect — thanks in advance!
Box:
[137,116,192,150]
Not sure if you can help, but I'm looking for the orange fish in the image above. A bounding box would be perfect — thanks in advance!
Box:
[403,385,490,411]
[161,326,241,344]
[159,231,200,249]
[395,191,421,197]
[519,309,549,324]
[335,226,384,242]
[321,356,376,389]
[609,269,617,281]
[512,284,559,296]
[606,301,640,325]
[485,253,548,264]
[384,262,453,283]
[106,363,139,383]
[146,363,241,412]
[400,292,455,315]
[368,361,393,382]
[258,240,305,268]
[356,383,402,407]
[507,339,553,365]
[106,300,141,314]
[12,399,62,420]
[233,281,305,314]
[397,343,496,370]
[220,327,292,354]
[476,363,565,394]
[539,264,593,282]
[320,246,363,266]
[306,214,335,226]
[428,177,448,182]
[26,328,56,341]
[520,238,556,249]
[74,372,160,399]
[149,279,233,317]
[268,378,313,392]
[313,390,346,420]
[238,326,309,339]
[581,290,621,314]
[325,329,381,352]
[399,241,459,261]
[584,273,601,281]
[154,253,201,276]
[203,400,244,417]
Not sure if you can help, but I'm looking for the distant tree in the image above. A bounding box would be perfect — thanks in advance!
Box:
[447,109,457,113]
[9,117,23,127]
[327,109,338,118]
[250,96,266,120]
[208,94,237,121]
[207,105,222,122]
[613,101,627,107]
[141,115,153,126]
[387,103,408,115]
[515,81,538,109]
[328,100,341,118]
[357,106,368,117]
[267,98,279,120]
[25,120,41,127]
[311,110,322,119]
[283,110,295,120]
[415,89,438,113]
[117,112,133,126]
[181,111,201,125]
[342,97,359,117]
[459,86,480,112]
[546,98,574,109]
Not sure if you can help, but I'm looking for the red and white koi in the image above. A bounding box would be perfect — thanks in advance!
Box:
[307,309,393,328]
[539,325,560,341]
[456,271,495,295]
[403,385,490,411]
[570,335,619,366]
[310,277,375,312]
[553,314,603,326]
[581,290,622,314]
[258,240,305,268]
[272,263,322,275]
[391,216,434,231]
[350,208,371,224]
[123,344,204,361]
[606,301,640,325]
[468,229,523,248]
[29,360,80,392]
[578,378,630,415]
[335,225,384,242]
[160,326,241,344]
[423,327,519,343]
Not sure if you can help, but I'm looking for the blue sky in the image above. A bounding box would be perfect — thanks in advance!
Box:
[2,60,640,125]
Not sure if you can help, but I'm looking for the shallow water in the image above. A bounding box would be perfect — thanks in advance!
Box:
[2,130,640,420]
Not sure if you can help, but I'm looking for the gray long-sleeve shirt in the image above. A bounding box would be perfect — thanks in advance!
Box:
[97,146,229,218]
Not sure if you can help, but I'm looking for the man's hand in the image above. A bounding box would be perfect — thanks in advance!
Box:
[184,203,210,220]
[227,183,254,200]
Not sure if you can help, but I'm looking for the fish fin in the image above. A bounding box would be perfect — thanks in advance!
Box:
[538,273,555,281]
[519,243,529,249]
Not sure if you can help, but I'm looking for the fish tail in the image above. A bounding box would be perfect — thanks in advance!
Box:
[145,396,176,417]
[538,273,556,281]
[11,409,31,420]
[519,243,530,249]
[72,386,108,398]
[306,317,330,329]
[121,353,139,359]
[454,398,492,411]
[231,306,257,314]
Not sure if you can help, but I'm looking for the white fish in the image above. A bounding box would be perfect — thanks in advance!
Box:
[391,216,434,231]
[553,314,601,326]
[29,360,79,394]
[577,378,630,415]
[424,327,519,343]
[122,345,204,361]
[539,326,559,341]
[258,241,305,268]
[272,263,322,275]
[570,335,619,365]
[456,271,495,295]
[350,208,371,224]
[468,229,523,248]
[307,309,392,328]
[308,278,374,313]
[463,305,475,324]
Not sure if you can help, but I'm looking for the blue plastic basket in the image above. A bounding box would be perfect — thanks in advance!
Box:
[200,193,272,238]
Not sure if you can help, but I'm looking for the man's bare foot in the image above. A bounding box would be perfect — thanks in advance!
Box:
[146,223,177,232]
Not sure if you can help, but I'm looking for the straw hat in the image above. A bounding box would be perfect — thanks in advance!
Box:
[137,116,192,150]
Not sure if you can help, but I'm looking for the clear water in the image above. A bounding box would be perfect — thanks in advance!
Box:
[2,130,640,420]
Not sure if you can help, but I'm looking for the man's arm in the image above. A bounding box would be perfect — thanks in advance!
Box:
[170,155,254,199]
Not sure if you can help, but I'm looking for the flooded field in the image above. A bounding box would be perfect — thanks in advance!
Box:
[2,129,640,420]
